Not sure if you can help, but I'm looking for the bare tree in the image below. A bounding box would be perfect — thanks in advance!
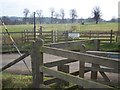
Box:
[59,8,65,23]
[54,12,59,23]
[49,7,55,24]
[23,8,30,24]
[69,9,77,23]
[36,9,43,24]
[92,6,102,24]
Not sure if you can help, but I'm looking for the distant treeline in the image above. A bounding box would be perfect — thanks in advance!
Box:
[1,16,119,25]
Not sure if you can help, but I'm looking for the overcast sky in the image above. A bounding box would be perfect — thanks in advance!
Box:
[0,0,119,20]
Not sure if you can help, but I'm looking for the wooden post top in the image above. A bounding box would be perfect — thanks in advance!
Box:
[33,38,44,46]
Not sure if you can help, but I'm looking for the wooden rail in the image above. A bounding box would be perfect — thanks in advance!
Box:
[0,52,30,72]
[1,28,118,46]
[40,66,112,88]
[41,46,118,69]
[30,38,118,89]
[1,36,119,89]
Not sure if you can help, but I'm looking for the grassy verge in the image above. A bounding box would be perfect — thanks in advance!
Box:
[1,72,120,89]
[1,73,32,88]
[100,42,120,51]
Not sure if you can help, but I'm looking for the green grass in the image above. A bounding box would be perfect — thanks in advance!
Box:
[1,73,32,88]
[1,22,118,32]
[1,72,120,89]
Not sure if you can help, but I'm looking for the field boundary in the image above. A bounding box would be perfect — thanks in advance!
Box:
[1,26,119,45]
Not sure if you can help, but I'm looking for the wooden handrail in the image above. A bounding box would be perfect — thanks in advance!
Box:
[40,66,113,89]
[41,46,119,69]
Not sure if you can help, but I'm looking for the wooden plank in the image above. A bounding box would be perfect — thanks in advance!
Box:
[57,65,69,86]
[39,84,52,89]
[110,30,113,43]
[87,51,120,58]
[44,59,77,68]
[41,46,119,69]
[85,67,118,73]
[91,40,99,80]
[99,71,110,82]
[87,51,120,55]
[44,39,93,49]
[31,38,44,88]
[44,78,58,85]
[80,35,115,38]
[40,66,113,88]
[44,70,90,85]
[0,52,30,72]
[79,44,86,78]
[42,31,52,33]
[91,64,99,80]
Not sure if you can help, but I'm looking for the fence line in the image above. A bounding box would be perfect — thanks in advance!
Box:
[1,29,118,46]
[41,46,118,69]
[30,38,118,88]
[1,37,119,89]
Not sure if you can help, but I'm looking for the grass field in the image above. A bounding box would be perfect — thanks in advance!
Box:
[1,22,119,52]
[1,22,118,32]
[1,23,119,89]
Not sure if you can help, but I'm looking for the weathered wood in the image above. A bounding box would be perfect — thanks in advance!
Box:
[79,44,86,78]
[87,51,120,56]
[40,66,113,88]
[44,70,90,85]
[2,30,116,45]
[31,38,44,88]
[41,46,119,69]
[51,30,55,43]
[91,64,99,80]
[110,30,113,44]
[39,26,43,39]
[44,78,58,85]
[0,52,29,72]
[57,65,69,86]
[99,71,110,82]
[39,84,52,89]
[79,61,85,78]
[91,39,100,80]
[45,39,93,49]
[65,31,68,42]
[85,67,118,73]
[44,59,77,68]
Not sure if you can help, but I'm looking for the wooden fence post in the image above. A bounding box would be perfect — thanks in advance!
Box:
[23,30,26,43]
[110,30,113,44]
[57,64,69,87]
[39,26,42,38]
[51,30,54,43]
[91,39,100,80]
[79,44,86,78]
[65,31,68,42]
[89,31,91,39]
[31,38,44,88]
[21,32,24,44]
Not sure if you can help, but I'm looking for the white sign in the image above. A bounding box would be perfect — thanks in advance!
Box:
[68,32,80,39]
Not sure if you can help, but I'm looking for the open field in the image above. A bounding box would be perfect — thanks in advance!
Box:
[1,22,118,32]
[1,22,119,52]
[1,22,119,89]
